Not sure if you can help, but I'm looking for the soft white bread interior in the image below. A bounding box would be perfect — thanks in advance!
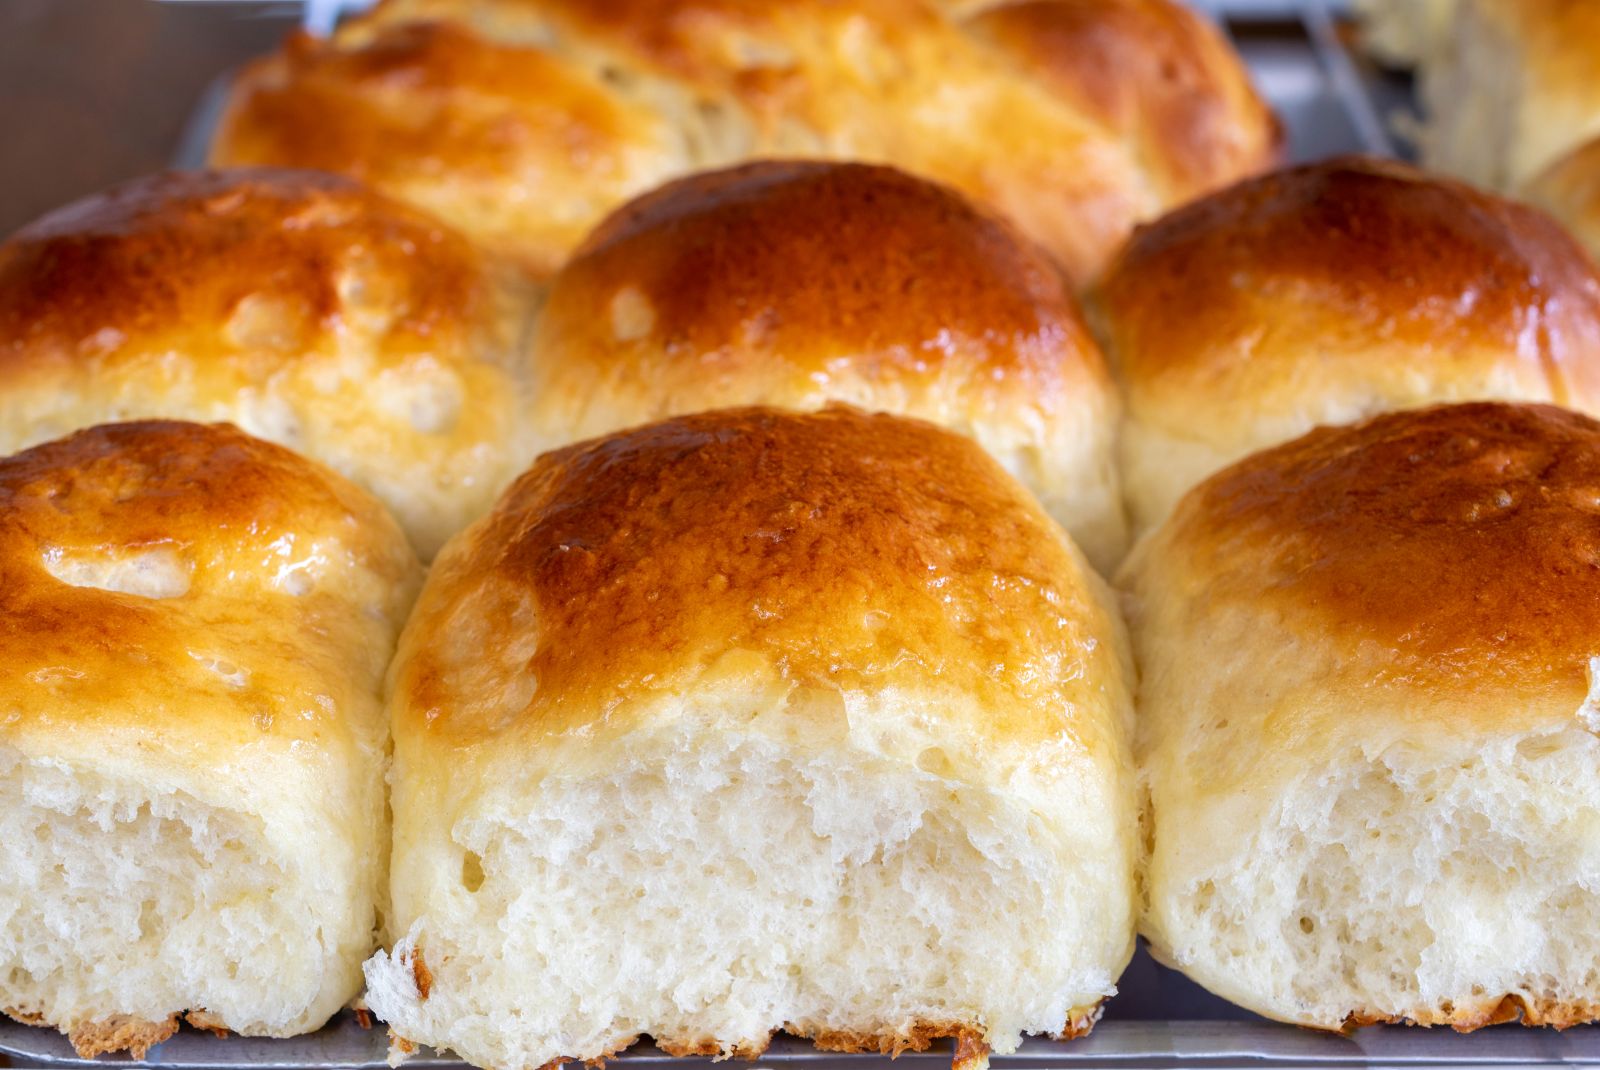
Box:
[1090,155,1600,534]
[1420,0,1600,192]
[0,168,538,558]
[1121,402,1600,1030]
[0,421,422,1057]
[528,160,1126,570]
[366,406,1137,1070]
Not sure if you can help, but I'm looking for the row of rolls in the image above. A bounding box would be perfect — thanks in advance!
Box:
[7,0,1600,1067]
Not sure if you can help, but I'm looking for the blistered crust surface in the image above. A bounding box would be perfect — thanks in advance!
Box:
[395,406,1125,759]
[0,420,419,755]
[1165,402,1600,697]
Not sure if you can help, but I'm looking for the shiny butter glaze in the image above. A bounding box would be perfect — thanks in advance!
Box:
[212,0,1278,284]
[0,421,420,757]
[1094,155,1600,434]
[1172,402,1600,697]
[0,168,537,557]
[394,406,1129,769]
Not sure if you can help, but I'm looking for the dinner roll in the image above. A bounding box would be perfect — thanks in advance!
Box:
[210,0,1277,284]
[365,406,1136,1070]
[1526,136,1600,260]
[0,421,421,1057]
[1421,0,1600,191]
[0,168,536,558]
[1351,0,1458,67]
[1123,401,1600,1030]
[529,160,1125,570]
[1091,155,1600,533]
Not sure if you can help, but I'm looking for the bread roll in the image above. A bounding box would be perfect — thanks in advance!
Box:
[0,421,421,1058]
[0,168,537,558]
[529,159,1125,570]
[1091,155,1600,533]
[1122,401,1600,1030]
[1420,0,1600,191]
[209,0,1277,284]
[1351,0,1459,67]
[365,406,1136,1070]
[1526,135,1600,260]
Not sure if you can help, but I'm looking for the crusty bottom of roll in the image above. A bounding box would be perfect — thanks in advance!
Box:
[0,746,362,1049]
[1145,727,1600,1029]
[368,726,1125,1070]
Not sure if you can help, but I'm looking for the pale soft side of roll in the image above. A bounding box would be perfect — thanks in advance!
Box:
[1089,154,1600,534]
[1351,0,1459,67]
[209,0,1279,285]
[364,406,1137,1070]
[1526,135,1600,262]
[528,159,1126,571]
[1121,401,1600,1031]
[0,420,422,1058]
[1420,0,1600,192]
[0,167,540,559]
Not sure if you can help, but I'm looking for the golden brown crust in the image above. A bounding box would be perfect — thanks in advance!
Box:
[1174,402,1600,698]
[653,1034,766,1059]
[803,1022,986,1059]
[960,0,1281,202]
[411,949,434,1001]
[554,159,1100,394]
[1338,990,1600,1032]
[0,419,419,755]
[528,160,1115,494]
[183,1010,232,1038]
[0,168,534,557]
[1093,155,1600,431]
[212,24,683,277]
[213,0,1274,284]
[0,168,488,372]
[395,406,1123,762]
[66,1014,180,1059]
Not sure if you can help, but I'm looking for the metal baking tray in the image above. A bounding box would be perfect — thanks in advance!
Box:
[8,3,1587,1068]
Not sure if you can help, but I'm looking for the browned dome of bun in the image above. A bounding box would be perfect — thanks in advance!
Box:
[1124,401,1600,1033]
[529,160,1125,568]
[366,405,1136,1070]
[0,420,420,1057]
[209,0,1278,283]
[1170,402,1600,693]
[0,168,537,557]
[1092,154,1600,532]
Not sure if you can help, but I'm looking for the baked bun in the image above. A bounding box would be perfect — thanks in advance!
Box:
[365,406,1136,1070]
[209,0,1277,284]
[1091,155,1600,533]
[1122,401,1600,1031]
[0,421,421,1057]
[1351,0,1458,67]
[0,168,537,558]
[529,160,1125,569]
[1421,0,1600,191]
[1526,135,1600,260]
